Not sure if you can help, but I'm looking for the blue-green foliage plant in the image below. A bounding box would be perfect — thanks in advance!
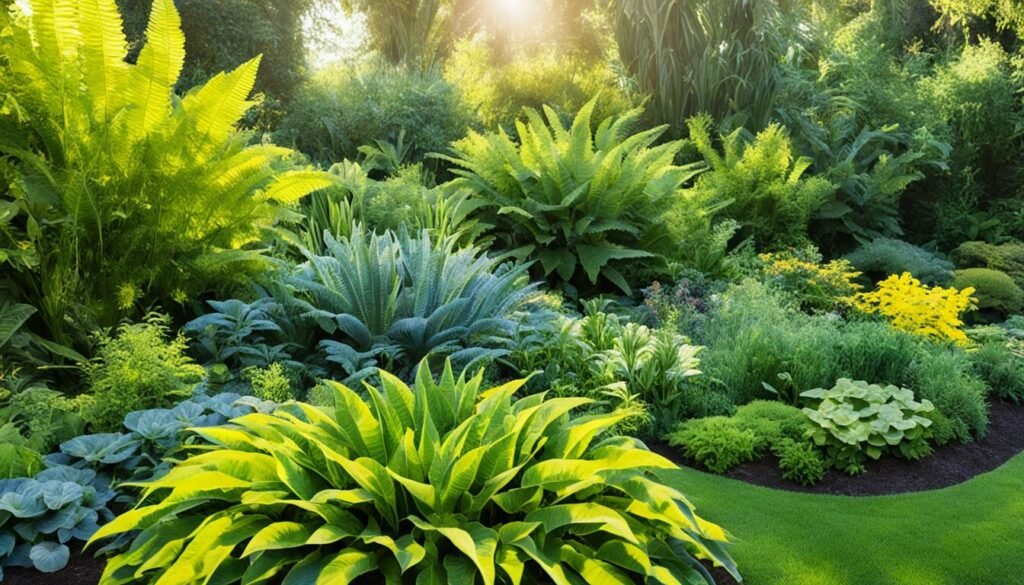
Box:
[290,226,534,382]
[0,466,115,577]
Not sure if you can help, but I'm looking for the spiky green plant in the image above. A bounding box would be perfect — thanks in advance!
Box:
[0,0,333,346]
[610,0,784,133]
[443,98,700,296]
[290,226,534,381]
[89,362,739,584]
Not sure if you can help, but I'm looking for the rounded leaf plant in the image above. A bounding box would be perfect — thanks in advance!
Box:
[88,362,738,584]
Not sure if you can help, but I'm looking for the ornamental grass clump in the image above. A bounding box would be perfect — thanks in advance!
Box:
[89,362,738,585]
[852,272,976,345]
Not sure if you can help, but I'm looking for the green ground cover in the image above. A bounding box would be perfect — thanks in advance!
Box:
[663,454,1024,585]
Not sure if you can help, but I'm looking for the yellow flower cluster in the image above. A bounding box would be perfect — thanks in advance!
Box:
[758,252,862,311]
[853,272,976,345]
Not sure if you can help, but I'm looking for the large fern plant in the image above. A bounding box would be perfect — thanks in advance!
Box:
[290,226,534,381]
[443,99,700,297]
[0,0,333,345]
[89,362,739,584]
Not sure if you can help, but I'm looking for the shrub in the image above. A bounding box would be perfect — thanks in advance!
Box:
[0,0,332,342]
[0,387,90,453]
[686,115,836,250]
[697,280,840,405]
[444,99,698,296]
[774,439,827,486]
[801,379,936,475]
[970,342,1024,403]
[90,363,739,584]
[951,268,1024,318]
[952,241,1024,287]
[642,271,726,336]
[732,401,811,450]
[756,249,863,312]
[833,321,920,389]
[845,238,955,286]
[912,347,989,443]
[852,273,976,345]
[289,227,534,381]
[247,363,296,403]
[82,315,205,432]
[276,64,473,168]
[669,417,759,473]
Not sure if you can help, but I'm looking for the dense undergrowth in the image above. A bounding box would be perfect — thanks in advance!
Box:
[3,0,1024,583]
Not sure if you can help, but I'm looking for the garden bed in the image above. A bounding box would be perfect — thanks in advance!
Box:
[654,398,1024,496]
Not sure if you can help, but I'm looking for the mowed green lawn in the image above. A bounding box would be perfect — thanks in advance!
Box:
[661,453,1024,585]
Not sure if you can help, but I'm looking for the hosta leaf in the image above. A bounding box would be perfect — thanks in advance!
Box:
[29,542,69,573]
[525,503,639,544]
[243,521,317,557]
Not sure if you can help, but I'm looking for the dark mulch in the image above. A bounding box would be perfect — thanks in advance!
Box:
[3,543,105,585]
[653,399,1024,496]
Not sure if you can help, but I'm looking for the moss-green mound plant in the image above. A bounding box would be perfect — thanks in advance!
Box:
[801,379,935,475]
[89,362,738,584]
[443,98,701,296]
[951,268,1024,318]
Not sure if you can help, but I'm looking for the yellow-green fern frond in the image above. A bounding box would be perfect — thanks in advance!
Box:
[260,170,339,205]
[78,0,128,122]
[126,0,184,137]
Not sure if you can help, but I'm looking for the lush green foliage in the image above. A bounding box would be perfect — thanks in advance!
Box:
[611,0,785,132]
[774,439,827,486]
[845,238,955,286]
[0,468,114,576]
[90,363,739,584]
[912,347,989,444]
[685,115,835,250]
[0,386,89,454]
[952,241,1024,288]
[952,268,1024,319]
[445,37,632,130]
[289,227,533,381]
[117,0,312,126]
[802,379,935,474]
[755,250,862,312]
[670,418,758,474]
[82,315,205,432]
[444,99,697,295]
[669,401,812,476]
[0,0,332,349]
[970,342,1024,403]
[276,65,473,168]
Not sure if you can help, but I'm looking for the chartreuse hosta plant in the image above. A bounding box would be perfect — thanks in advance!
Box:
[0,0,334,340]
[801,379,936,475]
[89,363,739,585]
[443,98,701,296]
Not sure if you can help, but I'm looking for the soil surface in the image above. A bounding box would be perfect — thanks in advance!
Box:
[3,543,105,585]
[653,399,1024,496]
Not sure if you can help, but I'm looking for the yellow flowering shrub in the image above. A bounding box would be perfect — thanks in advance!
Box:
[853,272,976,345]
[758,251,863,312]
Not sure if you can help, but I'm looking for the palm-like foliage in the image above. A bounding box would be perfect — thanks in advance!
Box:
[89,362,738,584]
[0,0,333,345]
[290,226,534,380]
[443,99,699,296]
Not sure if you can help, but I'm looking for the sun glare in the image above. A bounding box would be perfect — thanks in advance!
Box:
[490,0,541,29]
